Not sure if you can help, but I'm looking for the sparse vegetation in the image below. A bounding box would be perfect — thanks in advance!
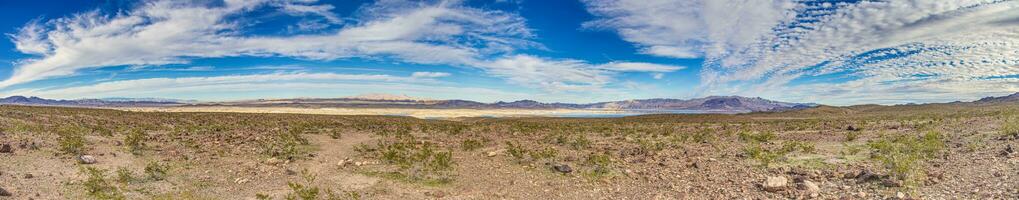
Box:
[81,167,125,200]
[124,128,147,155]
[144,161,168,181]
[867,131,945,186]
[1001,117,1019,139]
[2,103,1018,199]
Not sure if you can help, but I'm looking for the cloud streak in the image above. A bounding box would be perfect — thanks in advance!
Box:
[584,0,1019,104]
[4,0,683,96]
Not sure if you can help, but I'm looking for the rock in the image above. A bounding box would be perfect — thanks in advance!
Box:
[0,186,10,196]
[23,173,33,179]
[486,149,505,157]
[799,180,820,194]
[234,178,249,184]
[763,176,788,192]
[337,159,349,167]
[78,155,97,164]
[0,143,12,153]
[1002,145,1015,157]
[266,157,283,165]
[882,179,903,187]
[855,191,867,198]
[846,125,860,131]
[425,191,446,198]
[553,164,573,173]
[896,192,906,199]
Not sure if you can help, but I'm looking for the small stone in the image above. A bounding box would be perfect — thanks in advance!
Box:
[337,159,349,167]
[234,178,249,184]
[266,157,282,165]
[799,180,820,194]
[856,191,867,198]
[0,144,12,153]
[0,187,11,196]
[896,192,906,199]
[486,149,504,157]
[78,155,97,164]
[882,179,903,187]
[425,191,446,198]
[553,164,573,173]
[763,176,788,192]
[23,173,33,179]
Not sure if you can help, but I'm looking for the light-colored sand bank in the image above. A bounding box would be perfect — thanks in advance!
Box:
[119,106,628,118]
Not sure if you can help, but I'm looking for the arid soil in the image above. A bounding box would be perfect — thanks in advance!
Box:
[1,104,1018,199]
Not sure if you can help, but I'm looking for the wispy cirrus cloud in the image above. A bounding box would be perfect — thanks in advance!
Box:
[4,0,683,96]
[5,71,450,100]
[584,0,1019,104]
[1,0,531,88]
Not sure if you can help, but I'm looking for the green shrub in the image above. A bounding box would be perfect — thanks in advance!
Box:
[867,131,945,186]
[144,161,168,181]
[124,129,147,155]
[505,141,528,161]
[115,167,135,184]
[738,131,775,143]
[1001,117,1019,139]
[57,126,87,155]
[845,131,860,142]
[584,153,613,178]
[569,135,592,150]
[81,167,124,200]
[460,139,483,151]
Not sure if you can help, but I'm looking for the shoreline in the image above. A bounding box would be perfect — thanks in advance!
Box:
[119,106,633,118]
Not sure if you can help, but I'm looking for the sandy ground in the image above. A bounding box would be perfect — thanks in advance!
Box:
[119,107,629,118]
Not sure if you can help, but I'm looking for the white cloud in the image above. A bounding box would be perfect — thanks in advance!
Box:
[3,0,689,99]
[411,71,451,78]
[597,62,684,72]
[584,0,1019,104]
[481,55,683,92]
[1,0,533,88]
[4,72,444,99]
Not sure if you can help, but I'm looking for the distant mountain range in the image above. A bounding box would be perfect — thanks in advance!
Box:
[0,96,189,107]
[974,92,1019,104]
[4,92,1017,113]
[0,94,816,112]
[126,94,820,112]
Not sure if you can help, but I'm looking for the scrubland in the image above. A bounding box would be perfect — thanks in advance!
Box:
[1,104,1018,199]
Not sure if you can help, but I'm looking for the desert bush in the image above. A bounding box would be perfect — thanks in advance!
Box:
[569,134,592,150]
[460,139,484,151]
[376,140,455,180]
[1001,117,1019,139]
[845,131,860,142]
[115,167,135,184]
[124,128,147,155]
[505,141,528,161]
[57,126,87,155]
[867,131,945,186]
[144,161,168,181]
[738,131,775,143]
[744,141,816,167]
[584,153,613,178]
[81,167,125,200]
[261,129,310,160]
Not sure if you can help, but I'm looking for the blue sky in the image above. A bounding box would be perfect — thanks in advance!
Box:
[1,0,1017,105]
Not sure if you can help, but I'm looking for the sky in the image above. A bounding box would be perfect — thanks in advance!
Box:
[0,0,1017,105]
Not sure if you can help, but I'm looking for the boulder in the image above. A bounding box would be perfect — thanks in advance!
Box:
[763,176,788,192]
[553,164,573,173]
[78,155,97,164]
